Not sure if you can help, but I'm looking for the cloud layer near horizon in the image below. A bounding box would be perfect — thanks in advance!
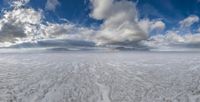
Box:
[0,0,200,51]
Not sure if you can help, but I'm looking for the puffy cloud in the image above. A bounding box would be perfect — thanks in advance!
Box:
[89,0,113,20]
[139,15,200,51]
[138,19,165,33]
[0,8,42,42]
[45,0,60,11]
[137,19,151,33]
[3,8,42,25]
[179,15,199,27]
[90,0,149,45]
[89,0,166,46]
[151,21,165,31]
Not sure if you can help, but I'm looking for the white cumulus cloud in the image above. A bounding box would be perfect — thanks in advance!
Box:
[90,0,149,45]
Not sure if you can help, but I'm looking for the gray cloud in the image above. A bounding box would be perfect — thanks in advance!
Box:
[0,8,42,43]
[0,23,26,42]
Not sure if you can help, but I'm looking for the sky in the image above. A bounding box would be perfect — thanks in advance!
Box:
[0,0,200,51]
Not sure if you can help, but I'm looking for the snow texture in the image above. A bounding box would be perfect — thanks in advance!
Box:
[0,51,200,102]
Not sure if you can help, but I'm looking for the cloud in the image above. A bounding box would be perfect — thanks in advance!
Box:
[179,15,199,27]
[41,22,95,42]
[151,21,165,31]
[4,0,30,7]
[142,30,200,51]
[88,0,200,51]
[90,0,149,45]
[89,0,112,20]
[43,23,75,36]
[45,0,60,11]
[139,15,200,51]
[0,8,42,42]
[138,19,165,33]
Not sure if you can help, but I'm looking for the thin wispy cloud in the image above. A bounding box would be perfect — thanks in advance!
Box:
[45,0,60,11]
[179,15,199,28]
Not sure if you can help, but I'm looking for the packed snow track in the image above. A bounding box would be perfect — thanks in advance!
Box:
[0,51,200,102]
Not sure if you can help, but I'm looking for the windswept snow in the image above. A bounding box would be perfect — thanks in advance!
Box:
[0,51,200,102]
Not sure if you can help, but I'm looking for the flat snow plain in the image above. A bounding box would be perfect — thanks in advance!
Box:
[0,51,200,102]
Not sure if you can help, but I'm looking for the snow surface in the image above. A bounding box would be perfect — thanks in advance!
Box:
[0,51,200,102]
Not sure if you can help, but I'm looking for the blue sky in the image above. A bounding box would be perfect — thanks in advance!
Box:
[139,0,200,28]
[29,0,98,26]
